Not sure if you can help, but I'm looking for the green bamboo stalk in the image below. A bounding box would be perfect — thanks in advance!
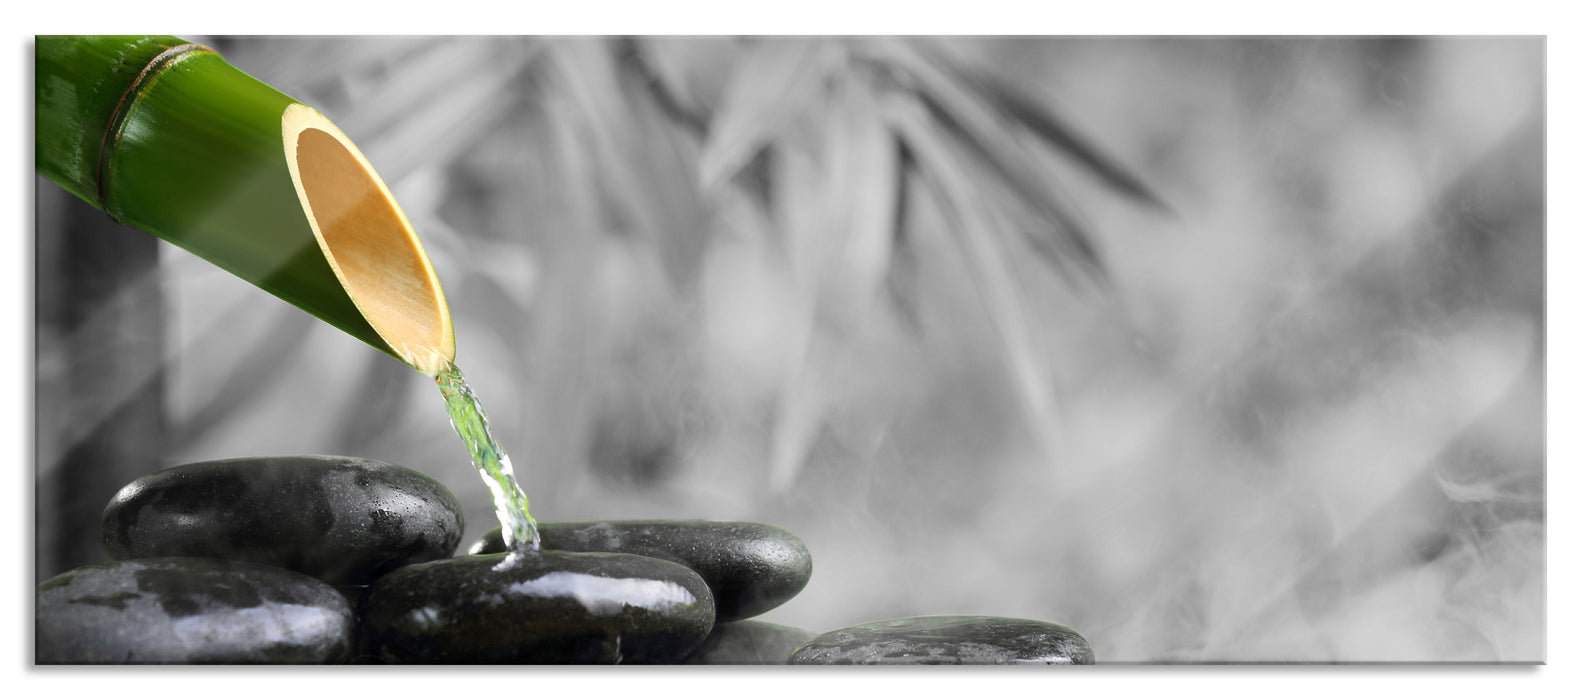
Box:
[35,35,455,375]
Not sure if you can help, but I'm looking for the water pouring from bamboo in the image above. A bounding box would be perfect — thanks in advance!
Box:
[36,35,539,551]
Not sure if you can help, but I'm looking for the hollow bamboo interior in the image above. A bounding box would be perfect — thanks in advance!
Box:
[284,104,454,375]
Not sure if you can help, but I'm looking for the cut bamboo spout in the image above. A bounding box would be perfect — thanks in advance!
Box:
[35,35,455,375]
[284,105,454,374]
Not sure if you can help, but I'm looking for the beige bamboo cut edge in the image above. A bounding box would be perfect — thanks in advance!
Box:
[282,103,455,375]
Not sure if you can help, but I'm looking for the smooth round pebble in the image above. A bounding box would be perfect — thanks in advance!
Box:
[362,549,715,663]
[681,620,818,664]
[36,557,354,664]
[470,520,811,622]
[788,615,1095,665]
[103,455,466,586]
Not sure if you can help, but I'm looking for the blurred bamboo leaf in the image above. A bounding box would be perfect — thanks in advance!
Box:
[765,134,828,489]
[882,93,1064,457]
[884,158,926,334]
[862,38,1109,281]
[699,38,835,192]
[932,52,1169,211]
[630,36,740,132]
[337,39,541,181]
[223,36,438,106]
[336,39,496,136]
[700,36,1162,482]
[769,123,825,366]
[769,349,828,491]
[540,40,700,291]
[544,38,628,144]
[823,72,899,318]
[615,58,713,289]
[621,42,708,135]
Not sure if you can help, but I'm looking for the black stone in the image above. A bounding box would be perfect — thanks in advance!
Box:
[788,615,1095,665]
[103,455,466,586]
[362,550,715,663]
[681,620,818,664]
[470,520,811,622]
[335,584,383,664]
[35,557,354,664]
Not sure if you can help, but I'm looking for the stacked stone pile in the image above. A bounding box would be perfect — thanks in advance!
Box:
[36,454,1090,665]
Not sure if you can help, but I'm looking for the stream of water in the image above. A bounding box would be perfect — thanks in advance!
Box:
[435,361,540,552]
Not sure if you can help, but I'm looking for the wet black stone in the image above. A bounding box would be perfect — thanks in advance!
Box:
[362,549,716,663]
[335,584,383,664]
[470,520,811,622]
[788,615,1095,665]
[35,557,354,664]
[103,455,466,586]
[681,620,818,664]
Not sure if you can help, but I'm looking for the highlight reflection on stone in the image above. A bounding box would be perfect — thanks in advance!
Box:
[362,550,715,663]
[35,557,354,664]
[469,519,812,622]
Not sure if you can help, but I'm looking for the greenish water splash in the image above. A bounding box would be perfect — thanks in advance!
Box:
[436,361,540,552]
